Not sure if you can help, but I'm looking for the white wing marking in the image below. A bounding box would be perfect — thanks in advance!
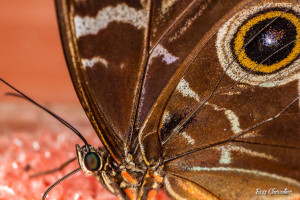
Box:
[176,79,200,102]
[74,3,147,38]
[82,57,108,68]
[189,167,300,187]
[149,44,179,65]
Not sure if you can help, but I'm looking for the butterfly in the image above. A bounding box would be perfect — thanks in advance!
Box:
[10,0,300,199]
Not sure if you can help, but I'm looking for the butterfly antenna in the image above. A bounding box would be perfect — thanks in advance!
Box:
[42,167,81,200]
[0,78,89,147]
[30,157,77,178]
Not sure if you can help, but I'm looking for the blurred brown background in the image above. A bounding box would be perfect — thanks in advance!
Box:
[0,0,79,104]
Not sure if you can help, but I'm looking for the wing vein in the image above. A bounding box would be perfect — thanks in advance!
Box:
[162,96,299,164]
[162,9,291,146]
[127,0,154,153]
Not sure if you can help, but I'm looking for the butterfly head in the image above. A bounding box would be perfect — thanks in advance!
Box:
[76,144,103,175]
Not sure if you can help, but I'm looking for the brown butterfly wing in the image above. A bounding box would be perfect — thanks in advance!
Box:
[55,0,153,162]
[136,0,244,164]
[137,0,241,126]
[138,0,300,198]
[55,0,230,162]
[164,144,300,199]
[56,0,300,199]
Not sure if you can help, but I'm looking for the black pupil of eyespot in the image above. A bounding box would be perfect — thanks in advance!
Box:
[84,152,100,171]
[243,17,297,66]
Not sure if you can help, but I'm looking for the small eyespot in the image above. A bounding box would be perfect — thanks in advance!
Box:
[84,152,101,171]
[216,3,300,87]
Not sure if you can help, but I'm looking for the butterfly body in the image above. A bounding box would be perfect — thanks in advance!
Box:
[55,0,300,199]
[76,144,165,200]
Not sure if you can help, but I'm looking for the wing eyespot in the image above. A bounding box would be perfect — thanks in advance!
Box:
[216,3,300,87]
[233,10,300,74]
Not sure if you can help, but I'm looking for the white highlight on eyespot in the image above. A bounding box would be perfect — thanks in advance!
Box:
[205,103,241,134]
[82,57,108,68]
[181,131,195,145]
[177,78,200,102]
[164,177,188,200]
[216,3,300,87]
[189,166,300,187]
[149,44,179,65]
[215,145,278,165]
[0,185,15,195]
[74,3,147,38]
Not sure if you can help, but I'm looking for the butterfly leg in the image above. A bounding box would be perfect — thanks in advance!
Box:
[137,167,164,200]
[29,157,76,178]
[98,171,127,200]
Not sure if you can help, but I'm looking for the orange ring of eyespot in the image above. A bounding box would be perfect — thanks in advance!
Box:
[234,11,300,74]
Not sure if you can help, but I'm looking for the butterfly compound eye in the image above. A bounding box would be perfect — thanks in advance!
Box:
[84,152,101,171]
